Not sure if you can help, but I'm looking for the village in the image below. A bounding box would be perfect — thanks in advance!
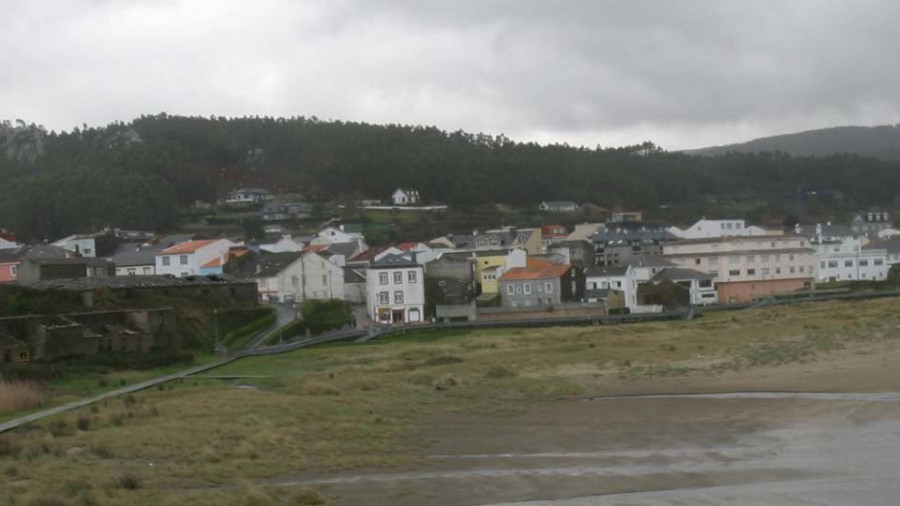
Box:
[1,185,899,365]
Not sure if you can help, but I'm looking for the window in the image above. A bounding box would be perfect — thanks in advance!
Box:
[379,272,388,285]
[394,291,404,304]
[828,261,838,268]
[408,270,417,283]
[292,275,299,288]
[162,256,171,266]
[844,260,853,267]
[180,255,188,265]
[761,255,770,262]
[875,258,884,266]
[10,265,18,276]
[694,258,701,265]
[143,267,151,275]
[378,291,389,304]
[790,267,795,274]
[728,256,740,265]
[537,283,543,292]
[709,257,719,266]
[524,284,532,294]
[859,259,869,267]
[506,285,514,294]
[322,274,327,285]
[820,261,826,269]
[393,271,403,284]
[762,267,770,275]
[729,269,740,276]
[775,267,781,274]
[799,266,805,273]
[127,268,136,275]
[545,282,553,293]
[747,269,756,275]
[699,279,712,288]
[516,285,523,294]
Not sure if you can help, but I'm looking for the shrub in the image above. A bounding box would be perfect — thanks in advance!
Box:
[48,418,72,438]
[76,415,91,431]
[25,497,68,506]
[422,355,464,367]
[110,471,142,490]
[223,310,277,347]
[291,488,328,505]
[301,299,352,335]
[90,444,115,458]
[485,365,517,379]
[0,436,19,457]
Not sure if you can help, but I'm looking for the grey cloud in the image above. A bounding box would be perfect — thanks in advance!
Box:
[1,0,899,149]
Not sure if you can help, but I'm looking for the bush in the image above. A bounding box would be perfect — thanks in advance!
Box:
[76,415,91,431]
[291,488,328,505]
[223,311,277,347]
[301,299,352,335]
[110,471,142,490]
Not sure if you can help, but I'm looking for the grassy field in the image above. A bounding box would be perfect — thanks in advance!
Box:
[1,298,899,505]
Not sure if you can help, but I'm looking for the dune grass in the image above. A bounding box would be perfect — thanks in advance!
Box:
[0,298,898,505]
[0,380,44,415]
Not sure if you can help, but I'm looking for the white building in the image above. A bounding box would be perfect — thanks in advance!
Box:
[310,226,367,253]
[253,252,345,303]
[225,188,271,205]
[155,239,237,277]
[652,268,718,305]
[813,237,889,282]
[366,252,425,324]
[584,265,638,310]
[663,236,816,303]
[259,236,305,253]
[52,231,116,258]
[0,229,17,249]
[626,256,676,283]
[668,219,768,239]
[391,188,420,206]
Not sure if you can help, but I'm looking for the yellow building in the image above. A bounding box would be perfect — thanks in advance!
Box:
[472,249,528,294]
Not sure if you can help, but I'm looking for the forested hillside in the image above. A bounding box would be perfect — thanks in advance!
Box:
[688,124,900,160]
[2,115,900,241]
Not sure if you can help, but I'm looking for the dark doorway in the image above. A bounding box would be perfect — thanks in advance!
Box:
[391,309,405,324]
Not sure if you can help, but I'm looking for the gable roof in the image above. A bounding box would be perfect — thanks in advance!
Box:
[343,267,367,284]
[349,246,389,263]
[160,239,219,255]
[585,265,629,277]
[625,256,675,268]
[326,241,359,257]
[253,252,303,277]
[370,252,421,269]
[499,265,570,281]
[654,267,714,281]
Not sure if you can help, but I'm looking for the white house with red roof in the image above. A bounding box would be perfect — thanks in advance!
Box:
[0,229,18,249]
[155,239,237,277]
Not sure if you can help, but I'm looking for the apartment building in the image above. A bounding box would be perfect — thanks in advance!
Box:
[663,236,816,303]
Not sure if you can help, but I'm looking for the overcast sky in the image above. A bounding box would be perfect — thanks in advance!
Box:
[3,0,899,150]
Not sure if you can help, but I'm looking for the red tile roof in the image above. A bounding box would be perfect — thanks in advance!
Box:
[527,257,554,268]
[349,246,388,262]
[159,240,218,255]
[397,241,418,251]
[541,225,568,238]
[305,244,328,253]
[499,265,570,281]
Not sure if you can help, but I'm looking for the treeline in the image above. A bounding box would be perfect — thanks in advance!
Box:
[1,114,900,241]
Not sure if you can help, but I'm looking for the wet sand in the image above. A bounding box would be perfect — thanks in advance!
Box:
[295,342,900,505]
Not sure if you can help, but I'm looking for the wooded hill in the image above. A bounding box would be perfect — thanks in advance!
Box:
[2,115,900,241]
[687,124,900,160]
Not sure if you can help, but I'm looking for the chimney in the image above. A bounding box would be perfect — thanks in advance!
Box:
[339,224,345,231]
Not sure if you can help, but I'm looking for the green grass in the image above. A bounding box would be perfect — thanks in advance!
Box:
[3,298,900,504]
